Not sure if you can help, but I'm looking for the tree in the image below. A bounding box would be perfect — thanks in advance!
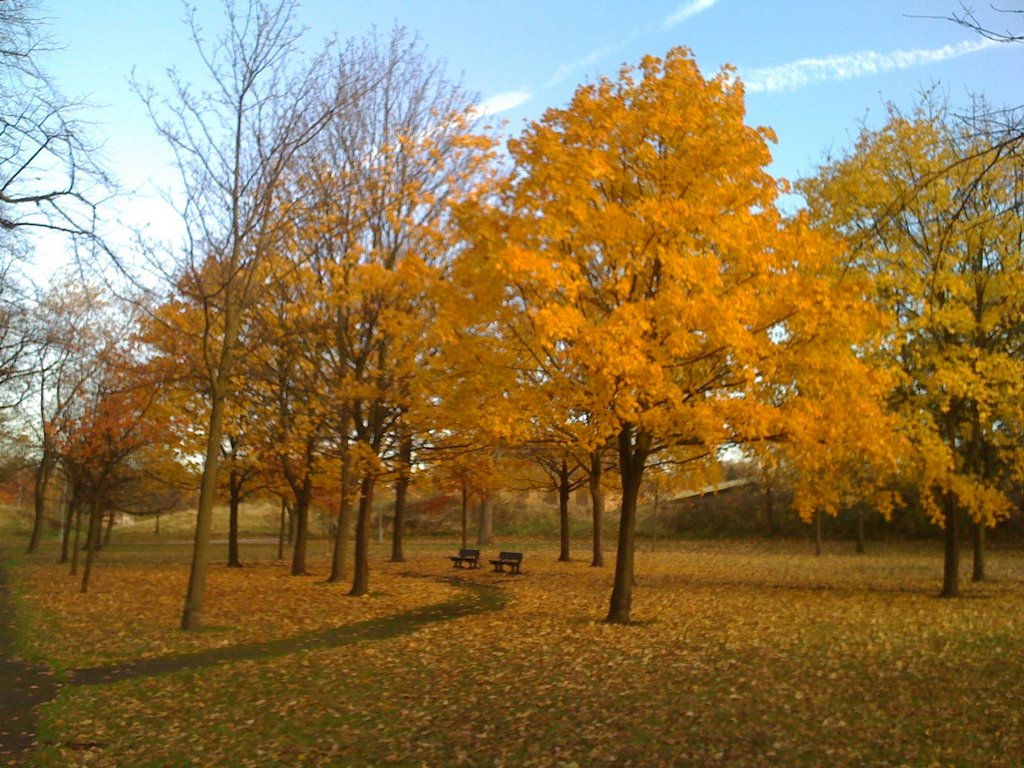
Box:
[245,256,335,576]
[456,48,896,623]
[518,446,587,562]
[24,280,113,555]
[135,0,342,629]
[286,27,497,595]
[0,0,111,238]
[948,4,1024,44]
[800,95,1024,597]
[54,339,172,593]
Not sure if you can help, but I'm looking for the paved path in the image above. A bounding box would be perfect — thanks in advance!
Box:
[0,550,504,763]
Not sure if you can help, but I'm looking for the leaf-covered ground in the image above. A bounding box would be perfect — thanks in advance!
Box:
[7,538,1024,767]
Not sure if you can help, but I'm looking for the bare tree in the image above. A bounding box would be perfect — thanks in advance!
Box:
[0,0,111,238]
[948,3,1024,43]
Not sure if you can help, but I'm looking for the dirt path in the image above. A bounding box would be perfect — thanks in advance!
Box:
[0,548,62,764]
[0,550,503,763]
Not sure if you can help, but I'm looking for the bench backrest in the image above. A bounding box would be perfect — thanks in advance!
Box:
[459,548,480,558]
[498,551,523,562]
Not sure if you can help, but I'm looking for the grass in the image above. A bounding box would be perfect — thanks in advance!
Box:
[4,532,1024,767]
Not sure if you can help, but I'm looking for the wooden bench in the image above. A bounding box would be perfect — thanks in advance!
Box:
[489,551,523,574]
[449,548,480,569]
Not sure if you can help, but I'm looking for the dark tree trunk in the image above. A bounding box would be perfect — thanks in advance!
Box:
[941,491,960,598]
[390,435,413,563]
[227,469,243,568]
[814,510,822,556]
[277,498,288,561]
[26,448,54,554]
[328,444,353,583]
[460,481,469,550]
[69,498,83,575]
[290,476,313,576]
[558,459,571,562]
[477,496,493,547]
[155,513,160,537]
[80,500,102,594]
[606,425,651,624]
[349,474,376,597]
[972,521,985,583]
[855,508,865,554]
[287,504,297,544]
[589,452,604,567]
[59,493,75,564]
[102,508,115,548]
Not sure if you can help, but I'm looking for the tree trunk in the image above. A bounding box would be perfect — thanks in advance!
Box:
[59,492,75,564]
[328,439,353,583]
[349,474,376,597]
[460,481,469,550]
[227,470,243,568]
[558,459,571,562]
[181,365,233,631]
[855,508,865,554]
[589,452,604,567]
[941,491,960,598]
[277,498,287,561]
[69,498,83,576]
[102,507,115,548]
[390,435,412,563]
[26,448,54,554]
[972,520,985,583]
[80,500,102,594]
[290,475,313,576]
[814,510,822,556]
[288,504,297,544]
[606,425,651,624]
[155,513,160,537]
[477,496,493,547]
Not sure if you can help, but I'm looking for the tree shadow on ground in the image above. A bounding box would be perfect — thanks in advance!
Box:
[0,558,504,761]
[67,577,505,685]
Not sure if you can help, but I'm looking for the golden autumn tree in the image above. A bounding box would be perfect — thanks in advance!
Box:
[139,293,278,569]
[283,27,500,594]
[243,251,339,577]
[800,96,1024,597]
[454,48,897,623]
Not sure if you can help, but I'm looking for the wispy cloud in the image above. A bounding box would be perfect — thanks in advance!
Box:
[545,31,641,88]
[664,0,720,28]
[743,38,999,94]
[473,88,533,117]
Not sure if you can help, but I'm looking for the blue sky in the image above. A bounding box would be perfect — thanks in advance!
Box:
[32,0,1023,267]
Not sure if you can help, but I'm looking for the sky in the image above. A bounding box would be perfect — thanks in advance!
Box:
[29,0,1024,273]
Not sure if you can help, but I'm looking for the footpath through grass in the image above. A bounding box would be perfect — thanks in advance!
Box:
[4,536,1024,767]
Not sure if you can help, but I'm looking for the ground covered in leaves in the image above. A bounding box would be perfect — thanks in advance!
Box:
[6,538,1024,767]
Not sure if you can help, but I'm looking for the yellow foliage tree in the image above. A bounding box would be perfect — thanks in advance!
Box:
[454,48,897,623]
[800,95,1024,596]
[281,28,500,594]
